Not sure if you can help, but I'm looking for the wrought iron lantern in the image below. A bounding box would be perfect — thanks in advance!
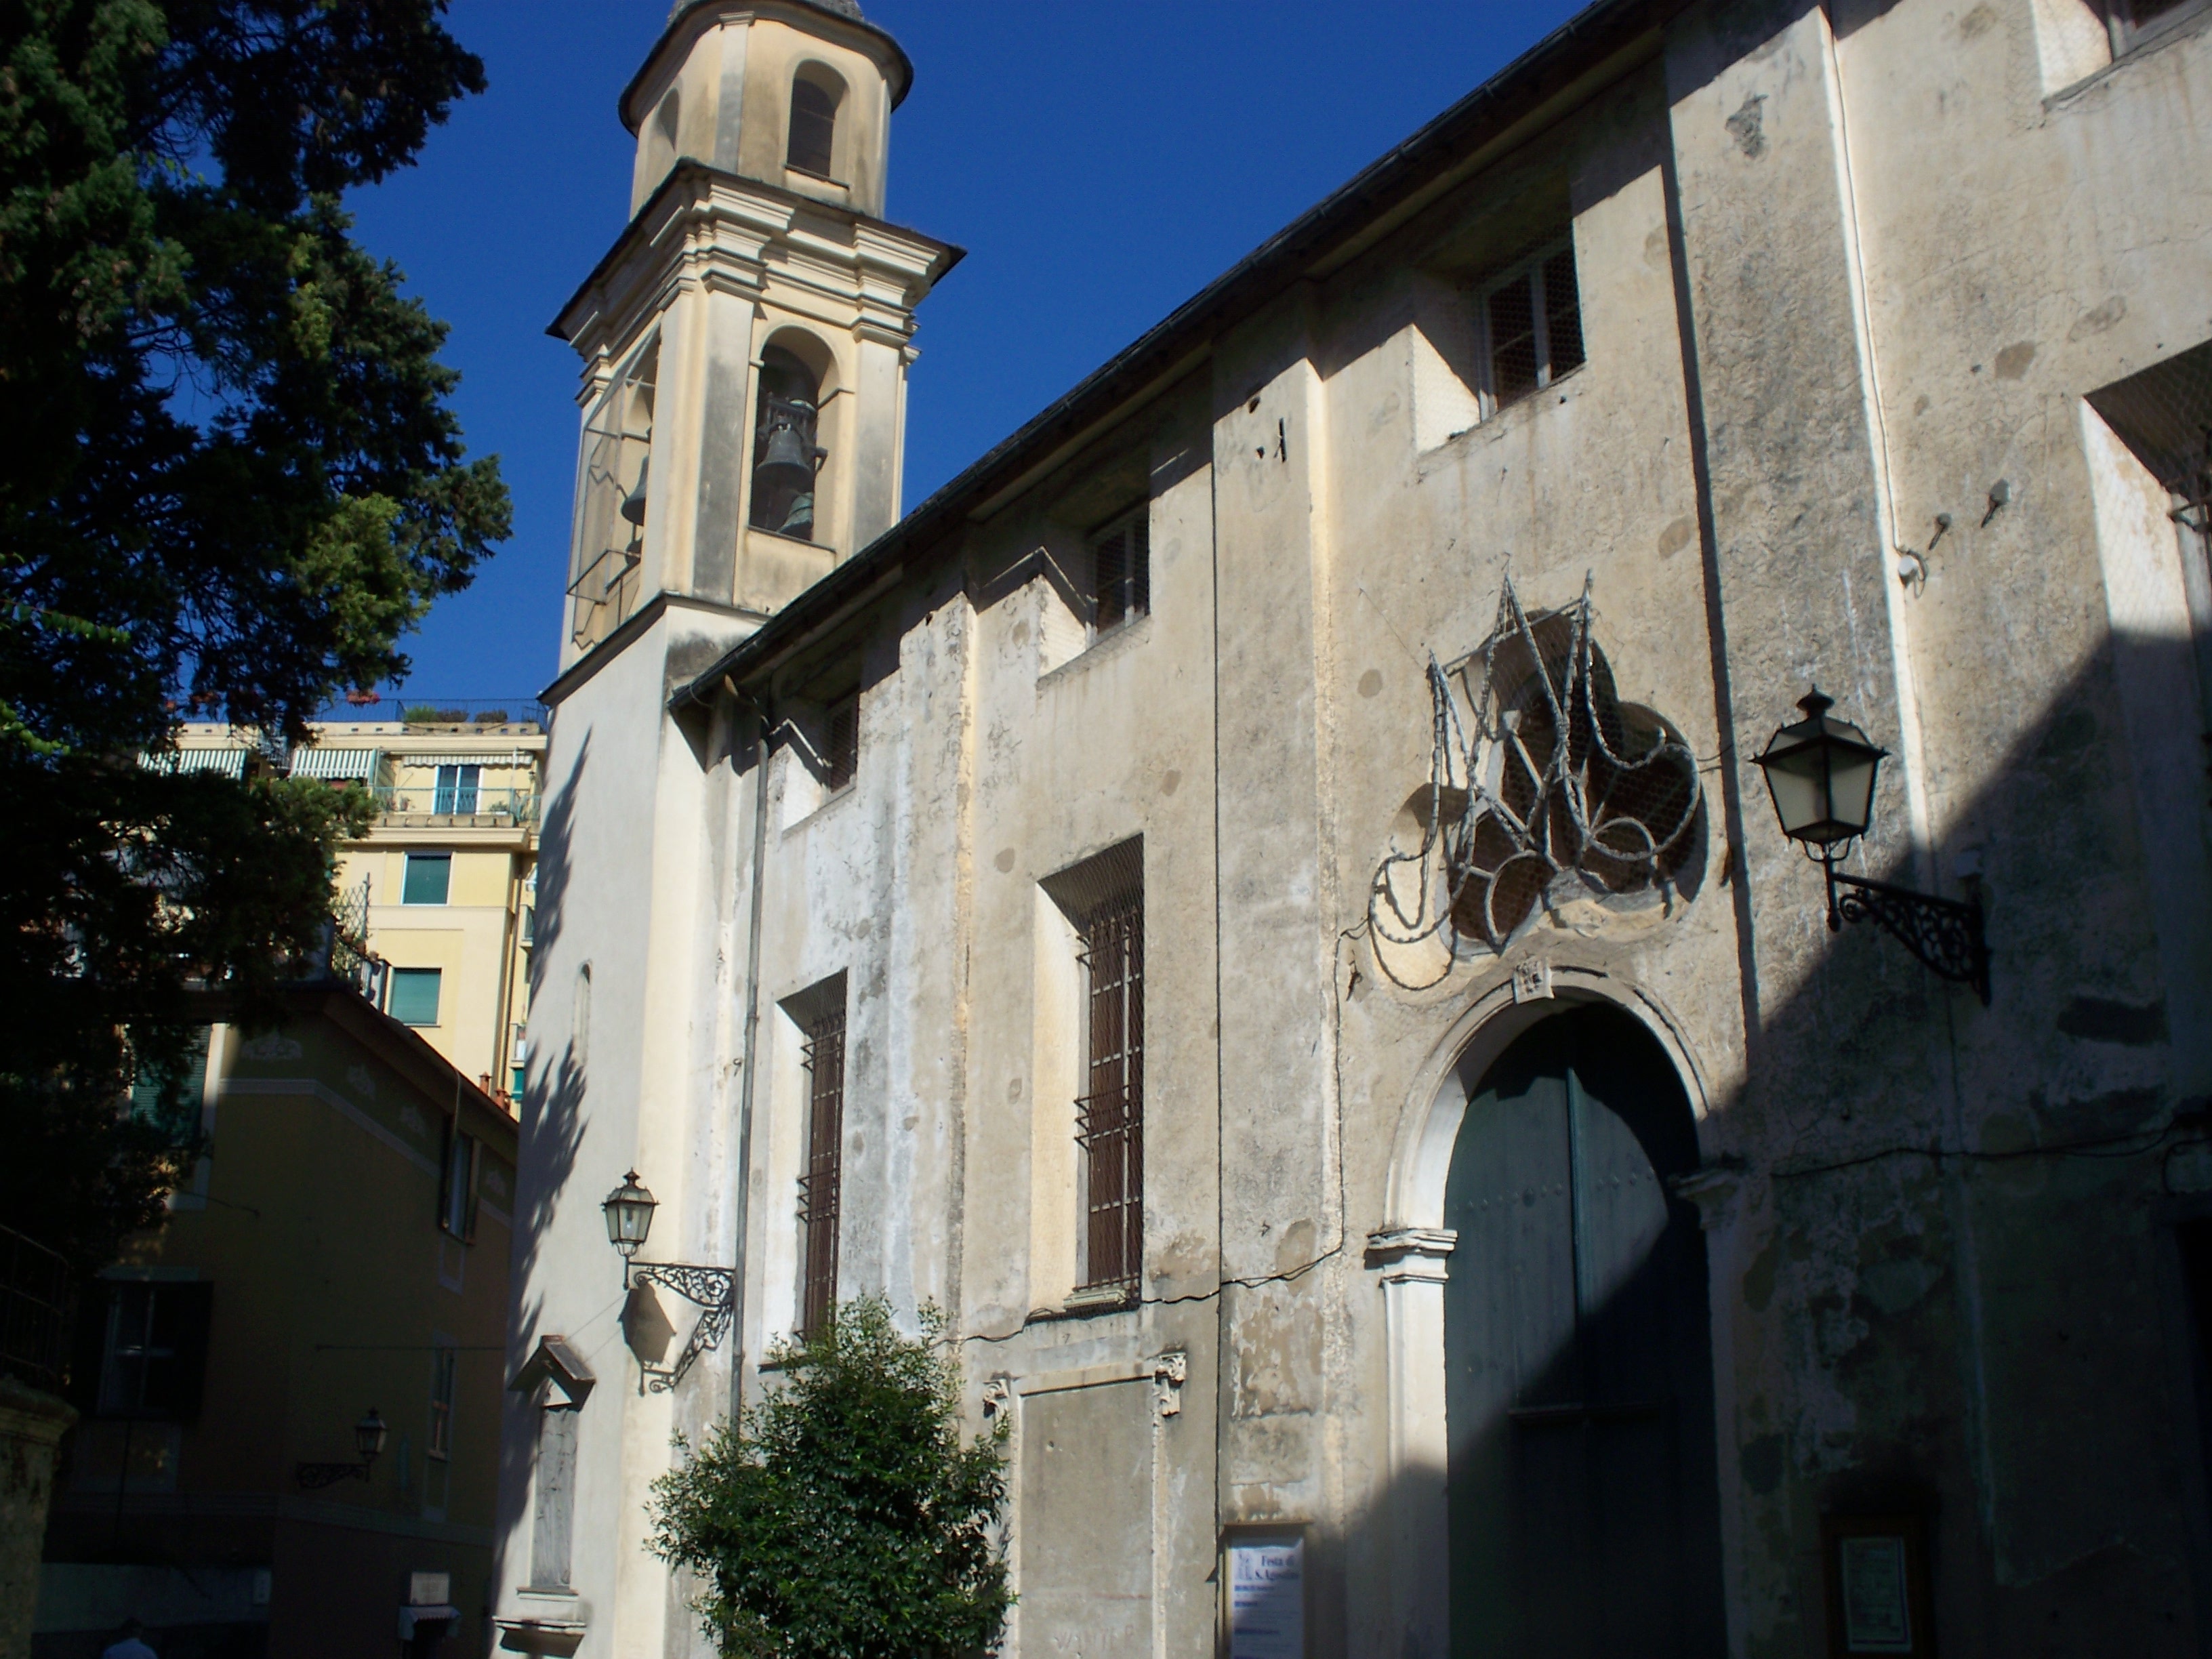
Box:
[600,1170,735,1394]
[296,1406,387,1490]
[1753,687,1989,1004]
[601,1170,657,1260]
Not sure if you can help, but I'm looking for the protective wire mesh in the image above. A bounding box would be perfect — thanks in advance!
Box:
[1369,577,1702,987]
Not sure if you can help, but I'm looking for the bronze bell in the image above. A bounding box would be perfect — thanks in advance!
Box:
[619,456,650,527]
[754,422,815,495]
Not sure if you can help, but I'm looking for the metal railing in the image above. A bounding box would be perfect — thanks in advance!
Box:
[327,876,388,1006]
[371,785,540,825]
[1,1223,75,1394]
[330,696,547,730]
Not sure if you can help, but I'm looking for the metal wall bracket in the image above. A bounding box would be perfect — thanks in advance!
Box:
[626,1261,738,1393]
[295,1459,373,1491]
[1822,857,1991,1006]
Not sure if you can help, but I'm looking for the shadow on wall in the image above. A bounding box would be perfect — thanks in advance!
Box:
[496,737,592,1564]
[1300,606,2212,1659]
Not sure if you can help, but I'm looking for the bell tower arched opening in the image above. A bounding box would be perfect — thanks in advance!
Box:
[1443,1002,1725,1656]
[750,338,831,544]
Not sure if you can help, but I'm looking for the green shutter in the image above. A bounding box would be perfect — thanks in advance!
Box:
[403,853,452,905]
[390,968,442,1026]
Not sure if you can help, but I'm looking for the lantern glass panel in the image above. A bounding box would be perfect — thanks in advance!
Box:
[1759,742,1830,841]
[1826,743,1881,836]
[356,1408,388,1460]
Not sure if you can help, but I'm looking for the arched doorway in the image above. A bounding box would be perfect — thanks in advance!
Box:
[1444,1002,1723,1656]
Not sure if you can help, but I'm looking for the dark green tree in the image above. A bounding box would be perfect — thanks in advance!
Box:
[0,0,508,1273]
[651,1298,1013,1659]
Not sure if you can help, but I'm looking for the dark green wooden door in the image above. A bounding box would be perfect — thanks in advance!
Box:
[1445,1004,1724,1656]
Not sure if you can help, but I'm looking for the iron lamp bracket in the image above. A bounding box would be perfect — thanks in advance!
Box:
[295,1459,373,1491]
[624,1261,738,1394]
[1816,848,1991,1006]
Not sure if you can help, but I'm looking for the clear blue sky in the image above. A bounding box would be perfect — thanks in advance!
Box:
[344,0,1589,706]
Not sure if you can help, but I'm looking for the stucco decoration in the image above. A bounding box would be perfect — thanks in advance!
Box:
[1369,576,1702,985]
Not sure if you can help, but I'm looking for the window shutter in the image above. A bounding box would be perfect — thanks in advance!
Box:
[148,1282,213,1422]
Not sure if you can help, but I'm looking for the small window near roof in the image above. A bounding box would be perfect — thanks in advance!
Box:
[391,967,443,1027]
[1480,240,1584,416]
[403,852,451,905]
[787,76,839,178]
[1088,507,1151,635]
[821,693,859,793]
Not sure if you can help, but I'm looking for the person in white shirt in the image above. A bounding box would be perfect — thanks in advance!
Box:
[100,1620,157,1659]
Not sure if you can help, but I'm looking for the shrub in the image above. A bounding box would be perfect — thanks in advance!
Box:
[651,1297,1012,1658]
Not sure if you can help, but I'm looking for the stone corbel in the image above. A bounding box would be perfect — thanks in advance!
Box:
[981,1375,1013,1421]
[1152,1351,1188,1418]
[1364,1227,1458,1285]
[1668,1162,1747,1232]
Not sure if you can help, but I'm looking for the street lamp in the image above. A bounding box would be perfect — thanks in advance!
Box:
[602,1170,657,1261]
[1752,687,1990,1004]
[296,1406,387,1490]
[600,1171,735,1394]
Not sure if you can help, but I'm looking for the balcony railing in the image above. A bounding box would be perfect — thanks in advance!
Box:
[371,785,540,825]
[1,1223,75,1394]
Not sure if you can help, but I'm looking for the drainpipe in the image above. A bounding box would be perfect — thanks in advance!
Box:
[729,680,773,1422]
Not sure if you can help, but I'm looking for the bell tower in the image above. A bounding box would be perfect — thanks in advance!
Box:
[551,0,957,670]
[498,9,954,1656]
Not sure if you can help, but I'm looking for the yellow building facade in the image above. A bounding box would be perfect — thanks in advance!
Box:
[36,990,518,1658]
[169,716,545,1104]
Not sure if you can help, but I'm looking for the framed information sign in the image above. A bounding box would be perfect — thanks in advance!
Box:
[1224,1528,1305,1659]
[1821,1513,1933,1658]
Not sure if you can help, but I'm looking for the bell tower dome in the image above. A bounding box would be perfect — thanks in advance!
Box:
[550,0,957,672]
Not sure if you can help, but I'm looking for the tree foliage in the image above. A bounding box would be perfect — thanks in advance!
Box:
[0,0,507,1273]
[651,1298,1013,1659]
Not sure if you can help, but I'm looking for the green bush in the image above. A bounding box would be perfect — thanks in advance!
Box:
[651,1297,1012,1658]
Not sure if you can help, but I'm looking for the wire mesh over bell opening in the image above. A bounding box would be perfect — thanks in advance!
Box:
[751,391,825,541]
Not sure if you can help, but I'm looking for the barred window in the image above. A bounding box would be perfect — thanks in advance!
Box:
[798,993,848,1338]
[1078,890,1144,1294]
[821,693,859,794]
[1088,507,1150,636]
[1481,239,1584,415]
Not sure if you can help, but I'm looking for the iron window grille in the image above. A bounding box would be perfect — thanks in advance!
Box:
[1076,891,1145,1294]
[1478,239,1586,417]
[798,1004,848,1338]
[1088,508,1151,635]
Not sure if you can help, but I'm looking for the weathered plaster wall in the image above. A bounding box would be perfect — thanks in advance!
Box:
[512,3,2212,1656]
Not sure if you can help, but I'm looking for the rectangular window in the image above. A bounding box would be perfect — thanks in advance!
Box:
[94,1281,213,1420]
[798,995,848,1338]
[1088,507,1151,635]
[128,1028,209,1149]
[434,764,480,815]
[390,967,443,1027]
[402,853,452,906]
[1078,888,1145,1293]
[428,1344,457,1460]
[441,1125,480,1242]
[821,693,859,794]
[1480,239,1584,416]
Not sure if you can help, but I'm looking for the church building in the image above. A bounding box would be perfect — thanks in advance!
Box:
[494,0,2212,1654]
